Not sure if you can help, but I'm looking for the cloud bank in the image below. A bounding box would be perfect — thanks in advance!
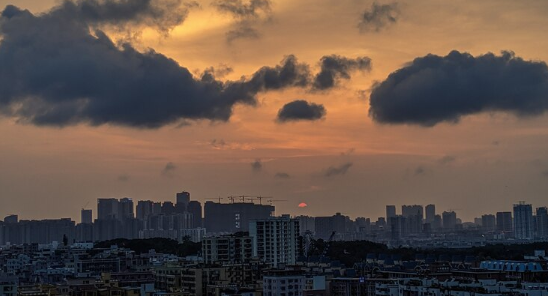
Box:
[369,51,548,126]
[0,3,315,128]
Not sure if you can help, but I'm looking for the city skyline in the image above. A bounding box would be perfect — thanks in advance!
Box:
[2,0,548,222]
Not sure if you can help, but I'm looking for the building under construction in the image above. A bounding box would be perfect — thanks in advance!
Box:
[204,198,275,233]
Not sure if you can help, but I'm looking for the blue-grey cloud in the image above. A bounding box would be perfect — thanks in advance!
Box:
[325,162,353,177]
[313,55,372,90]
[369,51,548,126]
[359,2,399,33]
[277,100,326,122]
[0,4,311,128]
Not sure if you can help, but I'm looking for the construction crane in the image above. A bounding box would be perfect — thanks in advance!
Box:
[205,197,224,203]
[225,195,274,204]
[267,199,287,205]
[303,230,314,259]
[320,231,336,262]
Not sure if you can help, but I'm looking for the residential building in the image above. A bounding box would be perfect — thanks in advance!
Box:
[249,216,300,266]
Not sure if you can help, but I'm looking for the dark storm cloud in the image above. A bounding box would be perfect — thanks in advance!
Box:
[359,2,400,33]
[162,162,177,176]
[213,0,271,43]
[251,159,262,172]
[275,172,290,179]
[276,100,326,122]
[438,155,456,165]
[313,55,372,90]
[54,0,196,33]
[0,3,311,128]
[325,162,353,177]
[369,51,548,127]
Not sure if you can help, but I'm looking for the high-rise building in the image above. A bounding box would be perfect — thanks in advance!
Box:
[433,214,442,230]
[152,202,162,215]
[97,198,119,220]
[442,211,457,230]
[389,215,407,240]
[4,215,18,224]
[81,209,92,224]
[161,201,175,215]
[118,198,134,220]
[187,201,202,228]
[249,216,300,266]
[535,207,548,239]
[425,204,436,223]
[402,205,424,220]
[295,215,315,235]
[481,214,496,232]
[514,202,533,240]
[496,211,513,233]
[314,213,347,240]
[386,205,396,220]
[136,200,154,220]
[176,191,191,212]
[204,201,275,233]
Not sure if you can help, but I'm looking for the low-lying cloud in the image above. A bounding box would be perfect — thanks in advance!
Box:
[277,100,326,122]
[369,51,548,126]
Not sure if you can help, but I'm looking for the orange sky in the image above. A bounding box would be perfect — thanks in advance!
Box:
[1,0,548,222]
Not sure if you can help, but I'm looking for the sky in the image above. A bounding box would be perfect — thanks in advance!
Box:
[1,0,548,222]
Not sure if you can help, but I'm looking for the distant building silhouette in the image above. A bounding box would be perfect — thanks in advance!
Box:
[81,209,92,224]
[514,202,533,239]
[386,205,396,220]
